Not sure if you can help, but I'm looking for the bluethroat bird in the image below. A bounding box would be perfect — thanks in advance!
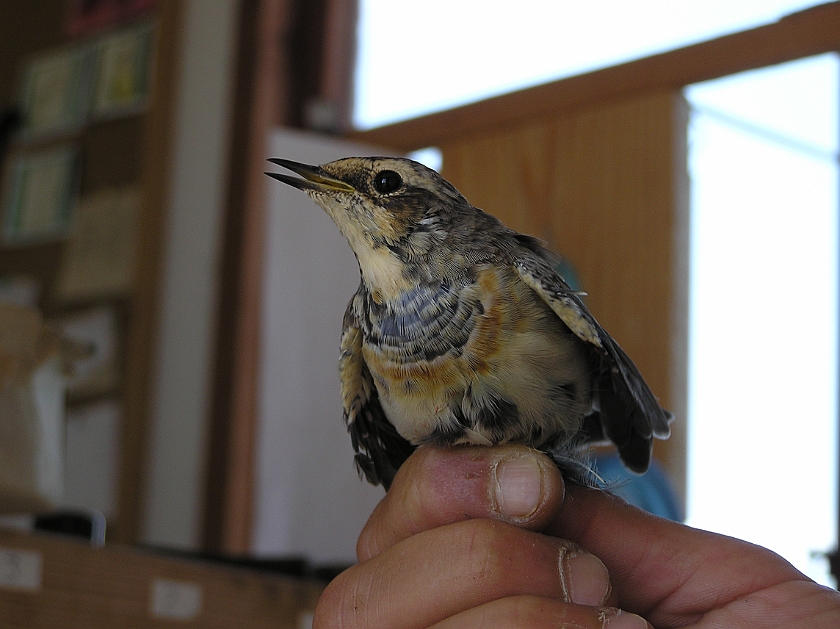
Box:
[267,157,671,488]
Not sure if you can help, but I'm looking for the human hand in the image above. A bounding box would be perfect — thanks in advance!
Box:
[549,473,840,628]
[313,445,840,628]
[315,444,645,628]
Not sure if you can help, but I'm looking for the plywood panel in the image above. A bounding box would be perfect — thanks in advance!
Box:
[440,123,560,241]
[438,91,688,490]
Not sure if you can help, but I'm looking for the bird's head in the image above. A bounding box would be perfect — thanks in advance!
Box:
[267,156,467,246]
[267,156,469,299]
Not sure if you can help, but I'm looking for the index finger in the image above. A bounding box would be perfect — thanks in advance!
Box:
[357,444,565,561]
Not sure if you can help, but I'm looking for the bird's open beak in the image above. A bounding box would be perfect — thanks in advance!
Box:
[265,158,355,192]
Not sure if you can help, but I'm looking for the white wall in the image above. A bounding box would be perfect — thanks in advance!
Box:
[141,0,240,549]
[252,129,393,564]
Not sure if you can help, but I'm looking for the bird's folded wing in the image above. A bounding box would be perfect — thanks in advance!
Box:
[340,302,416,489]
[512,247,671,472]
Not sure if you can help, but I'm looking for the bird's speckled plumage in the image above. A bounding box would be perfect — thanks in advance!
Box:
[267,156,672,488]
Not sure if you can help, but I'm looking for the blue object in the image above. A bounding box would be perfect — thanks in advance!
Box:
[592,452,683,521]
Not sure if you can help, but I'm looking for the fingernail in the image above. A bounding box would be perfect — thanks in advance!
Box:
[603,611,648,629]
[493,455,543,519]
[564,551,611,606]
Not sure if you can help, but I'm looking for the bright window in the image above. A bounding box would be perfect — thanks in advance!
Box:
[686,53,839,586]
[354,0,825,129]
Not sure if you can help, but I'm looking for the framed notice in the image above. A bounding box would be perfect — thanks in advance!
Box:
[92,23,154,118]
[2,147,80,244]
[19,46,94,138]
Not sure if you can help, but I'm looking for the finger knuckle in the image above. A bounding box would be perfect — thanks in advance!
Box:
[312,570,369,629]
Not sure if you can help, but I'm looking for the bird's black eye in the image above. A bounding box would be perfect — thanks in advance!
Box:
[373,170,402,194]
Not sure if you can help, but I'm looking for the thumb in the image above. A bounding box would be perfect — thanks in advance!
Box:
[357,444,565,561]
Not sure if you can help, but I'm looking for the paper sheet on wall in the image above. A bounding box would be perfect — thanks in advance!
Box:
[51,307,119,399]
[92,23,154,118]
[2,148,79,244]
[19,46,94,138]
[55,186,139,302]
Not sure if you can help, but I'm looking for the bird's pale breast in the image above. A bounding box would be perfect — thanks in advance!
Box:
[361,266,592,446]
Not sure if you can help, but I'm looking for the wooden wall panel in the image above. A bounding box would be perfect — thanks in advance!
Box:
[438,91,688,491]
[441,124,558,241]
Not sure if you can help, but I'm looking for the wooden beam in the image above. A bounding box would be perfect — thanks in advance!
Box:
[350,2,840,150]
[321,0,359,131]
